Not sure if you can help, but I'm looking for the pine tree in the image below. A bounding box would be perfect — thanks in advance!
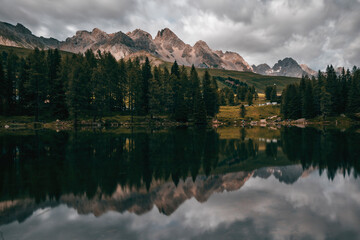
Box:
[17,58,31,115]
[3,51,18,115]
[281,84,301,119]
[240,104,246,118]
[265,86,273,100]
[0,60,5,115]
[66,55,92,125]
[189,65,200,113]
[141,57,152,115]
[347,68,360,114]
[28,48,47,121]
[162,67,173,114]
[115,59,127,111]
[302,79,315,118]
[132,58,144,116]
[193,88,207,124]
[313,71,324,116]
[211,77,220,115]
[170,60,180,78]
[202,70,218,117]
[246,90,253,106]
[174,68,189,122]
[270,85,277,102]
[47,49,68,119]
[320,86,332,119]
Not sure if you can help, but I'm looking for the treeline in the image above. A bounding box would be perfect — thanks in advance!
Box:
[265,85,278,102]
[0,48,219,124]
[281,65,360,119]
[218,84,257,106]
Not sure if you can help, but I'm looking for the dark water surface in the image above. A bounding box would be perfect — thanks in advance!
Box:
[0,126,360,240]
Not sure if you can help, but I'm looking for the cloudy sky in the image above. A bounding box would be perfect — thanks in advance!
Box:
[0,0,360,70]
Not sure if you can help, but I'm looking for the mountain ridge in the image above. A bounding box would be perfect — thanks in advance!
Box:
[0,21,317,77]
[252,57,316,78]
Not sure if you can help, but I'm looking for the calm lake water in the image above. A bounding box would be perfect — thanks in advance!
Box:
[0,126,360,240]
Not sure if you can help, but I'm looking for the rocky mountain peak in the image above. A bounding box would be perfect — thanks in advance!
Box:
[127,29,153,40]
[300,64,317,76]
[273,57,299,71]
[155,28,177,40]
[15,23,32,35]
[193,40,211,51]
[91,28,108,41]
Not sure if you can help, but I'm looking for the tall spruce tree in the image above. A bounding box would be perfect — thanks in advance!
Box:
[66,55,92,125]
[320,86,332,119]
[141,57,152,115]
[202,70,218,117]
[240,104,246,118]
[28,48,47,121]
[347,68,360,114]
[3,51,18,115]
[17,58,31,115]
[0,60,4,115]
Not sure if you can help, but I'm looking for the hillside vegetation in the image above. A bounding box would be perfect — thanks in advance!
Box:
[0,44,300,93]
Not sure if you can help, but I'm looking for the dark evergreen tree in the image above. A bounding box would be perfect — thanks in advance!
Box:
[0,60,5,115]
[47,49,68,119]
[246,90,253,106]
[265,86,272,100]
[270,85,277,102]
[320,86,332,119]
[28,48,47,121]
[193,88,207,124]
[17,58,31,115]
[347,68,360,114]
[66,55,92,125]
[302,78,315,119]
[141,57,152,115]
[3,51,18,115]
[202,70,218,117]
[173,68,189,122]
[170,60,180,78]
[115,59,127,111]
[240,104,246,118]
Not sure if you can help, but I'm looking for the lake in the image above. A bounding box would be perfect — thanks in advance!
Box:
[0,126,360,240]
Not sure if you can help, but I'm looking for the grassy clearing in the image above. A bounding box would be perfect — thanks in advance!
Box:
[217,105,280,123]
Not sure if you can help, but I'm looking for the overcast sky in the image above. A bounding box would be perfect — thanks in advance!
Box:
[1,0,360,70]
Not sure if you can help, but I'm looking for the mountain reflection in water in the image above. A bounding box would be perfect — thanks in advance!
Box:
[0,127,360,240]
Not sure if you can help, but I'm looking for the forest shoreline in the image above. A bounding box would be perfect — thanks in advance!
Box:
[1,114,358,131]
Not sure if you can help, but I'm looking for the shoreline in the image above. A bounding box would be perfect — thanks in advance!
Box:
[1,115,359,131]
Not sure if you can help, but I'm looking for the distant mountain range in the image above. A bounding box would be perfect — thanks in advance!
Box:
[0,21,317,78]
[252,58,316,78]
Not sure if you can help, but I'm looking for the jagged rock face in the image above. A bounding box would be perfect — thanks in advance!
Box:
[252,63,271,75]
[300,64,317,76]
[253,57,308,78]
[272,57,306,77]
[0,21,59,49]
[0,21,253,72]
[127,29,156,53]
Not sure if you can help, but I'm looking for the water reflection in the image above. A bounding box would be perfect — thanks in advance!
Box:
[0,127,360,239]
